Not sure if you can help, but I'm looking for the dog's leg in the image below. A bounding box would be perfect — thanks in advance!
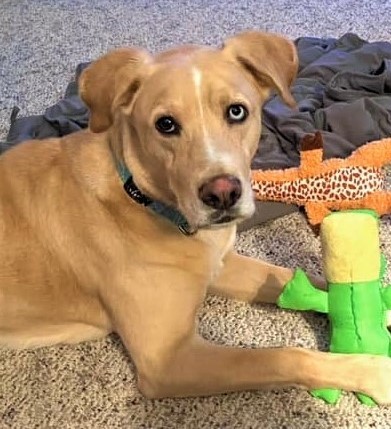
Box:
[104,270,391,404]
[139,337,391,404]
[209,251,326,304]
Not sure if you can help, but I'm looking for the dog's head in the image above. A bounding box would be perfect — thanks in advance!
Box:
[80,31,298,231]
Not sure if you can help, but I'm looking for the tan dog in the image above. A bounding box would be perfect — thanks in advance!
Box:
[1,31,391,403]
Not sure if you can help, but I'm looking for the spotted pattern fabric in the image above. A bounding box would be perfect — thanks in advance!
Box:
[252,167,385,203]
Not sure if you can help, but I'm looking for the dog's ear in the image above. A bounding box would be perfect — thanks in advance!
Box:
[222,31,298,107]
[79,48,151,133]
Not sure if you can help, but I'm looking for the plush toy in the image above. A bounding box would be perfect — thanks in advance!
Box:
[251,133,391,405]
[252,132,391,226]
[278,209,391,405]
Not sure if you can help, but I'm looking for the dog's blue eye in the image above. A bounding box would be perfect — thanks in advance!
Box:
[227,104,248,124]
[155,116,180,135]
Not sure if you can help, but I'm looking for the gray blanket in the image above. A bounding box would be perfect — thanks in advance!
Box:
[254,32,391,169]
[2,33,391,170]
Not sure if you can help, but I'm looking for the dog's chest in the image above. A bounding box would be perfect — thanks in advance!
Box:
[196,226,236,280]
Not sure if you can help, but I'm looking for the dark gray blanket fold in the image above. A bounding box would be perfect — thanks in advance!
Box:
[2,33,391,171]
[2,63,90,152]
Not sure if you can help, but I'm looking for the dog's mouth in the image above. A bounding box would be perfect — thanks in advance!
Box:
[214,214,235,224]
[208,211,242,227]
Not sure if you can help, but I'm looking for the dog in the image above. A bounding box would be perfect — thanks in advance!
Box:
[1,31,391,403]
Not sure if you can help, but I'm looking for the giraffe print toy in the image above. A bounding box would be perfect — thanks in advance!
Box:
[251,132,391,225]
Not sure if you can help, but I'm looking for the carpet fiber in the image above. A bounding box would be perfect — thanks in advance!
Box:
[1,1,391,428]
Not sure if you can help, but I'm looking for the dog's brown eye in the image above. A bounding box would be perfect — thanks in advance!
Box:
[226,104,248,124]
[155,116,180,135]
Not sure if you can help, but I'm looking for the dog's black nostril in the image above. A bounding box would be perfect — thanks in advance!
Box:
[203,194,221,208]
[199,175,242,210]
[230,189,240,205]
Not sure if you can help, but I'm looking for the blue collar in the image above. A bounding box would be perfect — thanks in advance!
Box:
[115,160,194,236]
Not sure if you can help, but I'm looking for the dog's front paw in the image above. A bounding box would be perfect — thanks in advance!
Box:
[356,355,391,405]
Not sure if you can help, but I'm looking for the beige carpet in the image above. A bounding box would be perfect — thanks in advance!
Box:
[2,0,391,428]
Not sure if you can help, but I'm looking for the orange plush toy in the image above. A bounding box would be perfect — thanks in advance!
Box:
[251,132,391,225]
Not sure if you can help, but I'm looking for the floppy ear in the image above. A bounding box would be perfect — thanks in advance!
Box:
[222,31,298,107]
[79,48,151,133]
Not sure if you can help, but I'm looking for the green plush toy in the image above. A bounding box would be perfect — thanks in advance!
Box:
[277,209,391,406]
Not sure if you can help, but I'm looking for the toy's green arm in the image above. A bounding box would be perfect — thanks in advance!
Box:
[277,268,329,313]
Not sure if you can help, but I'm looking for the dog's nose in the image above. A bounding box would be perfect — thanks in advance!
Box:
[199,175,242,210]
